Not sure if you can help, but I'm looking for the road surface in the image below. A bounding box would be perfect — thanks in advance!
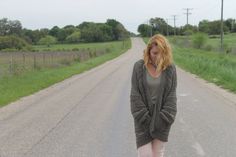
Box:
[0,37,236,157]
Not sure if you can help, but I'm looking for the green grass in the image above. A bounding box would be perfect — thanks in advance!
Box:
[207,33,236,48]
[173,47,236,93]
[0,39,131,107]
[142,36,236,93]
[33,40,129,52]
[143,37,149,44]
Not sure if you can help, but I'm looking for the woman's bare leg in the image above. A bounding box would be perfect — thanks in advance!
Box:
[152,139,166,157]
[137,141,153,157]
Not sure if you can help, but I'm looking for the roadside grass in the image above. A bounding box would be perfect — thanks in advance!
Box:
[0,39,131,107]
[142,36,236,93]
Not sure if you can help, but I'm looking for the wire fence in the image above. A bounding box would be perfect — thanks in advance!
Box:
[0,48,109,78]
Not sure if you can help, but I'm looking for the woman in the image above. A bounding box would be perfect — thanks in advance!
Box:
[130,34,177,157]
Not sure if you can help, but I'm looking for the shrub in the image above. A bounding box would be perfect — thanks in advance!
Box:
[66,31,81,43]
[204,44,213,51]
[38,35,57,47]
[192,32,208,49]
[0,35,30,51]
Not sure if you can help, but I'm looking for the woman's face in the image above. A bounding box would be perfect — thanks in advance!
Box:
[149,42,161,63]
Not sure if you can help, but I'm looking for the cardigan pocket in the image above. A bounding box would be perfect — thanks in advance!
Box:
[134,120,148,136]
[150,111,171,135]
[156,116,170,132]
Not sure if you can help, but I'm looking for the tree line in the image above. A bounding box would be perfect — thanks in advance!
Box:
[138,17,236,37]
[0,18,131,51]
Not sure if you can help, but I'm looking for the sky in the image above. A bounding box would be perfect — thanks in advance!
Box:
[1,0,235,34]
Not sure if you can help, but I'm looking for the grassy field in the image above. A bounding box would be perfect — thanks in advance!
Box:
[0,39,130,77]
[33,40,129,52]
[207,33,236,49]
[143,35,236,93]
[0,39,131,107]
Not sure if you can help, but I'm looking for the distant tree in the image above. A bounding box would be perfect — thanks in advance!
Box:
[79,22,122,42]
[49,26,60,38]
[66,31,81,43]
[180,24,198,35]
[97,23,113,41]
[0,35,30,50]
[199,20,210,34]
[199,19,229,35]
[106,19,129,40]
[39,28,50,37]
[224,18,236,32]
[0,18,22,36]
[137,24,152,37]
[22,29,47,44]
[149,17,167,35]
[208,20,229,35]
[38,35,57,47]
[80,23,112,42]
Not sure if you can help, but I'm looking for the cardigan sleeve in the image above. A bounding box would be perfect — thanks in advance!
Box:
[130,62,151,129]
[160,64,177,125]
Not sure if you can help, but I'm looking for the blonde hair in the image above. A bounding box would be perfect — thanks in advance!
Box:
[143,34,173,73]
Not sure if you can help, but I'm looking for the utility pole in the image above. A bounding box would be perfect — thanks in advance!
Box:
[146,19,152,37]
[220,0,224,52]
[172,15,177,36]
[149,20,153,37]
[231,19,235,32]
[166,19,169,36]
[183,8,193,26]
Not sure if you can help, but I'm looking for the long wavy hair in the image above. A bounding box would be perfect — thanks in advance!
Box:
[143,34,173,73]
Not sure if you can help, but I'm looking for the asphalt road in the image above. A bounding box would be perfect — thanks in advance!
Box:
[0,37,236,157]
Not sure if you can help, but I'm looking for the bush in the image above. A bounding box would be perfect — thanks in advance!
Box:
[0,35,31,51]
[209,35,220,39]
[192,32,208,49]
[204,44,213,51]
[38,35,57,47]
[183,30,194,36]
[59,59,72,66]
[66,31,81,43]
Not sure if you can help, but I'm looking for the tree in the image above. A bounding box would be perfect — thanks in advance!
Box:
[38,35,57,47]
[208,20,229,35]
[80,23,112,42]
[0,35,30,50]
[66,31,81,43]
[224,18,236,32]
[149,17,167,35]
[78,21,123,42]
[137,24,152,37]
[199,19,229,35]
[49,26,60,38]
[106,19,129,40]
[180,24,198,35]
[22,29,47,44]
[0,18,22,36]
[199,20,210,34]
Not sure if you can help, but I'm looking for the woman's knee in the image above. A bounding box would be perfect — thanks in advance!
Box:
[138,151,153,157]
[152,139,166,157]
[137,142,153,157]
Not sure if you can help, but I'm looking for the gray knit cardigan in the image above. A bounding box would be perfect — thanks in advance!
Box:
[130,59,177,149]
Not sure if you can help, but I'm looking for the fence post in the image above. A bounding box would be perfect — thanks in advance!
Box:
[22,53,25,69]
[34,54,36,70]
[9,54,13,75]
[43,53,46,66]
[51,53,53,65]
